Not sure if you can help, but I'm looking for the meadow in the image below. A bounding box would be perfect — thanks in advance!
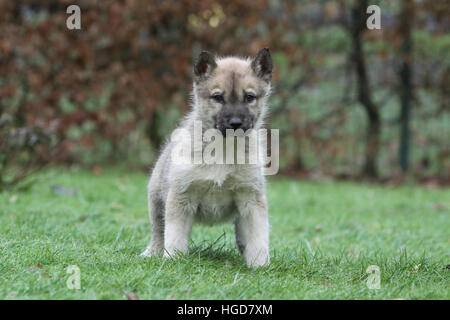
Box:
[0,167,448,299]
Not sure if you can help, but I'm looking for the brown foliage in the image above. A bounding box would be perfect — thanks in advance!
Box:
[0,0,268,162]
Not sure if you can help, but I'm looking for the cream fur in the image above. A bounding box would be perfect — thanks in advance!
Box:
[141,52,273,267]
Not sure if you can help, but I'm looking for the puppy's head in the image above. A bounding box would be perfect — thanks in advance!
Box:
[192,48,273,135]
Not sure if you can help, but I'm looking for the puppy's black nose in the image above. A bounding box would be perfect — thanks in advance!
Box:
[228,117,243,130]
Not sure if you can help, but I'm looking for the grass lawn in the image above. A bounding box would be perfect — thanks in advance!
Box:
[0,167,448,299]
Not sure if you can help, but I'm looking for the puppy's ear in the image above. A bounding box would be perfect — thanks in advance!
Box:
[251,48,273,82]
[194,51,217,82]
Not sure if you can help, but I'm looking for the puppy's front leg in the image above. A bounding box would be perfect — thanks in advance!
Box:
[164,190,195,258]
[235,192,270,267]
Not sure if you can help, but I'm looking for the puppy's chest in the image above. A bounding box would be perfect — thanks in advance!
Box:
[187,176,241,224]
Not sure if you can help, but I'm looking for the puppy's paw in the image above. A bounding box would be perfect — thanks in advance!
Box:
[245,247,270,268]
[140,246,161,258]
[163,247,188,259]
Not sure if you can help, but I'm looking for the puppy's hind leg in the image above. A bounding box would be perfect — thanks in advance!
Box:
[141,195,165,257]
[234,219,245,255]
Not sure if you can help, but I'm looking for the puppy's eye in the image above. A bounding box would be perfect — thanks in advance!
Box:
[244,94,256,103]
[211,94,225,104]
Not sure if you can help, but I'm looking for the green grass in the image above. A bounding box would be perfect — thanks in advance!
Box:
[0,167,449,299]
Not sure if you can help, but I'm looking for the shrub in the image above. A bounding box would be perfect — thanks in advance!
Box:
[0,113,55,191]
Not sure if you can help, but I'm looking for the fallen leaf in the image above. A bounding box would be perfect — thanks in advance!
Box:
[9,195,18,203]
[431,203,445,211]
[125,292,140,300]
[347,248,360,258]
[110,202,124,210]
[92,165,103,175]
[116,183,127,192]
[40,270,51,278]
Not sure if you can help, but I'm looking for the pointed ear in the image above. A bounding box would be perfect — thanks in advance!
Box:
[251,48,273,82]
[194,51,217,82]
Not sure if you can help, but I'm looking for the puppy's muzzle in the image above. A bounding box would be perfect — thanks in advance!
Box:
[228,117,243,130]
[216,106,254,135]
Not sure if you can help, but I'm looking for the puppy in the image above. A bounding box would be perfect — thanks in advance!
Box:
[141,48,273,267]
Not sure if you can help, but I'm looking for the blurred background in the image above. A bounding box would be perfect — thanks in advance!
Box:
[0,0,448,190]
